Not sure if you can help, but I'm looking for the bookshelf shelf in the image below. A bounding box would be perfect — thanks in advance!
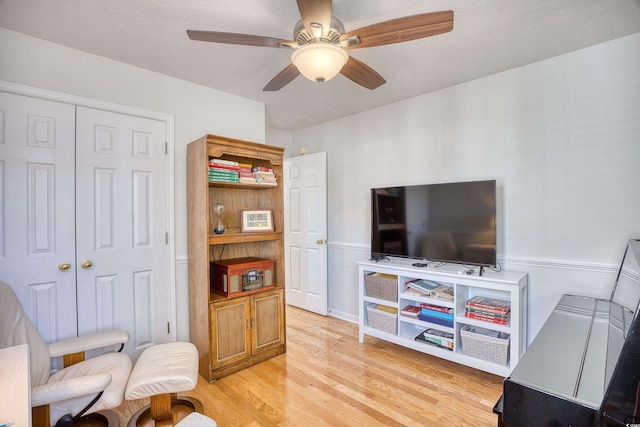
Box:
[208,231,282,245]
[208,181,278,190]
[358,260,528,377]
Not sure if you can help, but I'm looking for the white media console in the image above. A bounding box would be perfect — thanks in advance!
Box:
[358,259,528,376]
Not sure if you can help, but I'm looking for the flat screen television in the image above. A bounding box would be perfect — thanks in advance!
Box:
[371,180,497,267]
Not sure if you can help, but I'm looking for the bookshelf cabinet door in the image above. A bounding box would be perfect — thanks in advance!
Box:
[252,289,285,355]
[210,298,251,369]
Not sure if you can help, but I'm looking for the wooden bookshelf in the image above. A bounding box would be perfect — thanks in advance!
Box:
[187,134,286,382]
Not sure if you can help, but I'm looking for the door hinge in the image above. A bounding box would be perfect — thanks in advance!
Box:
[167,322,170,334]
[165,232,169,244]
[165,142,168,155]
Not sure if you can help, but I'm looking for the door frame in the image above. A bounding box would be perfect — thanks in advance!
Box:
[0,79,178,340]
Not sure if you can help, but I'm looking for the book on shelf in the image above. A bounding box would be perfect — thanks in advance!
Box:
[209,158,238,167]
[432,285,454,302]
[404,280,454,302]
[209,170,239,178]
[465,296,510,314]
[465,306,510,319]
[423,328,454,340]
[415,332,454,350]
[209,165,241,172]
[209,166,238,172]
[209,175,240,181]
[209,177,240,183]
[420,303,453,314]
[252,166,273,173]
[418,313,453,328]
[400,305,421,318]
[420,308,453,321]
[404,287,426,296]
[464,311,509,325]
[239,177,258,184]
[405,279,440,294]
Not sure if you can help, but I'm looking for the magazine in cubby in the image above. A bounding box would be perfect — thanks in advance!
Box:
[415,327,454,351]
[403,278,454,302]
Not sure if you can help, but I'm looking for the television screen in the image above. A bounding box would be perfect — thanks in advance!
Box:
[371,180,497,267]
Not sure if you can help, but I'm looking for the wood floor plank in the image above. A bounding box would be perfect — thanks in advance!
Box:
[109,305,503,426]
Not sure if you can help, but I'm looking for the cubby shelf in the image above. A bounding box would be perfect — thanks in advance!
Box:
[358,260,528,377]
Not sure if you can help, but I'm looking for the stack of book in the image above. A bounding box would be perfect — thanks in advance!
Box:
[400,304,421,318]
[415,328,454,351]
[404,279,454,302]
[208,159,239,183]
[238,162,257,184]
[418,303,454,328]
[464,296,510,325]
[253,166,277,186]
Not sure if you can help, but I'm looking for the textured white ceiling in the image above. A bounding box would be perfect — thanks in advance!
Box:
[1,0,639,131]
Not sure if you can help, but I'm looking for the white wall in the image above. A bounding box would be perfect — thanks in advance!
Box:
[266,127,294,159]
[0,28,268,341]
[3,26,639,346]
[291,33,640,341]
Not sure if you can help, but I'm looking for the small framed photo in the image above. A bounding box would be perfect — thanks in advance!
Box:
[241,210,274,232]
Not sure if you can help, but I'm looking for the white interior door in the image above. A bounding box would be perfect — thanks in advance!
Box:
[0,91,78,343]
[75,106,170,358]
[284,152,328,315]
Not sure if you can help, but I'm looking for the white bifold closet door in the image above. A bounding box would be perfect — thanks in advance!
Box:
[0,92,171,360]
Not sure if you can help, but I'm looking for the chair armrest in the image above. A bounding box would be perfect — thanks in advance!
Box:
[48,330,129,358]
[31,374,112,407]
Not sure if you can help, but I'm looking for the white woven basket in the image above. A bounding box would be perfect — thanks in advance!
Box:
[366,306,397,335]
[460,325,510,365]
[364,273,397,302]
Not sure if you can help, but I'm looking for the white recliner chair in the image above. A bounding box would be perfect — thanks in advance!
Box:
[0,281,132,427]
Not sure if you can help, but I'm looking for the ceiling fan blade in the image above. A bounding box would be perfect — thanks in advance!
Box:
[296,0,332,38]
[340,10,454,49]
[263,64,301,91]
[340,57,386,90]
[187,30,296,48]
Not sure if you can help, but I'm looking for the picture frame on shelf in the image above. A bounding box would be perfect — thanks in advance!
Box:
[242,210,273,232]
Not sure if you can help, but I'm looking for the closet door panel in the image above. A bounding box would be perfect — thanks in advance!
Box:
[75,107,170,359]
[0,91,77,343]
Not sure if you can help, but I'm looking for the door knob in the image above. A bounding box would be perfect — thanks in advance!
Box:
[58,261,71,272]
[316,239,327,245]
[81,260,93,270]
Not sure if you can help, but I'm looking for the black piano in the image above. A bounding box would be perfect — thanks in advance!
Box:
[496,239,640,426]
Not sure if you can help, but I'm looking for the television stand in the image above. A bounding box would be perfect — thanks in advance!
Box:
[358,260,528,376]
[479,266,485,276]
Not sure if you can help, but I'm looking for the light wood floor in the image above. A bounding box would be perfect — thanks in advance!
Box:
[112,305,503,426]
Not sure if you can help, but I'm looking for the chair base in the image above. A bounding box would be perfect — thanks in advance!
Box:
[73,410,120,426]
[127,394,203,427]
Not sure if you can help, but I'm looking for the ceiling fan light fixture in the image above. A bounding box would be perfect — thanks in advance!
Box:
[291,43,348,84]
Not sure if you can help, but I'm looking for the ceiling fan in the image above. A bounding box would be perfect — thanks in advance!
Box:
[187,0,453,92]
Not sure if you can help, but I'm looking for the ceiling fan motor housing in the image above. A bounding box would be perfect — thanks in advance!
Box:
[293,17,345,45]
